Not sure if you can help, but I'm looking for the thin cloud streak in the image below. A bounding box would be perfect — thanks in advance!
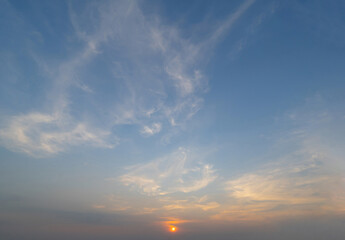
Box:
[206,0,256,46]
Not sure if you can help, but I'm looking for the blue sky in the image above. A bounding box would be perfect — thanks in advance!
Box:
[1,0,345,239]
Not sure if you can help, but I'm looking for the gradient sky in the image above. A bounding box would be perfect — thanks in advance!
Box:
[1,0,345,239]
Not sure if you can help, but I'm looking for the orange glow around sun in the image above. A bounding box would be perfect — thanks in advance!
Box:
[170,226,177,232]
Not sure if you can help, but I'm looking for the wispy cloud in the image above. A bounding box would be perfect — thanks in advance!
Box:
[227,156,332,208]
[0,0,255,156]
[96,96,345,224]
[214,151,344,221]
[228,1,278,59]
[93,192,221,222]
[0,27,113,156]
[119,148,217,196]
[215,97,345,221]
[0,112,116,157]
[207,0,256,45]
[141,123,162,136]
[211,159,343,222]
[160,195,220,212]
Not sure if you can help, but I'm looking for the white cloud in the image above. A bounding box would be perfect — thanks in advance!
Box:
[173,164,217,193]
[0,112,116,157]
[0,0,255,156]
[141,123,162,136]
[119,148,217,196]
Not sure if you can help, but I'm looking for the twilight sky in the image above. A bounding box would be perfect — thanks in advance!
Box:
[1,0,345,239]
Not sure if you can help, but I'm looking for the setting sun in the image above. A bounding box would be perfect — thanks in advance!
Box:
[170,226,177,232]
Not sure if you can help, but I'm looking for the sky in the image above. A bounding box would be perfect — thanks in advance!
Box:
[1,0,345,239]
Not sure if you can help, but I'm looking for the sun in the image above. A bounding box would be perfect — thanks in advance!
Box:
[170,226,177,232]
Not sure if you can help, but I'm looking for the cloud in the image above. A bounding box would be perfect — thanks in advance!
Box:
[227,157,331,205]
[228,1,278,59]
[215,97,345,221]
[93,192,221,220]
[0,0,256,157]
[97,148,220,218]
[0,112,116,157]
[141,123,162,136]
[119,148,217,196]
[213,152,344,221]
[160,195,220,212]
[206,0,256,45]
[98,96,345,224]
